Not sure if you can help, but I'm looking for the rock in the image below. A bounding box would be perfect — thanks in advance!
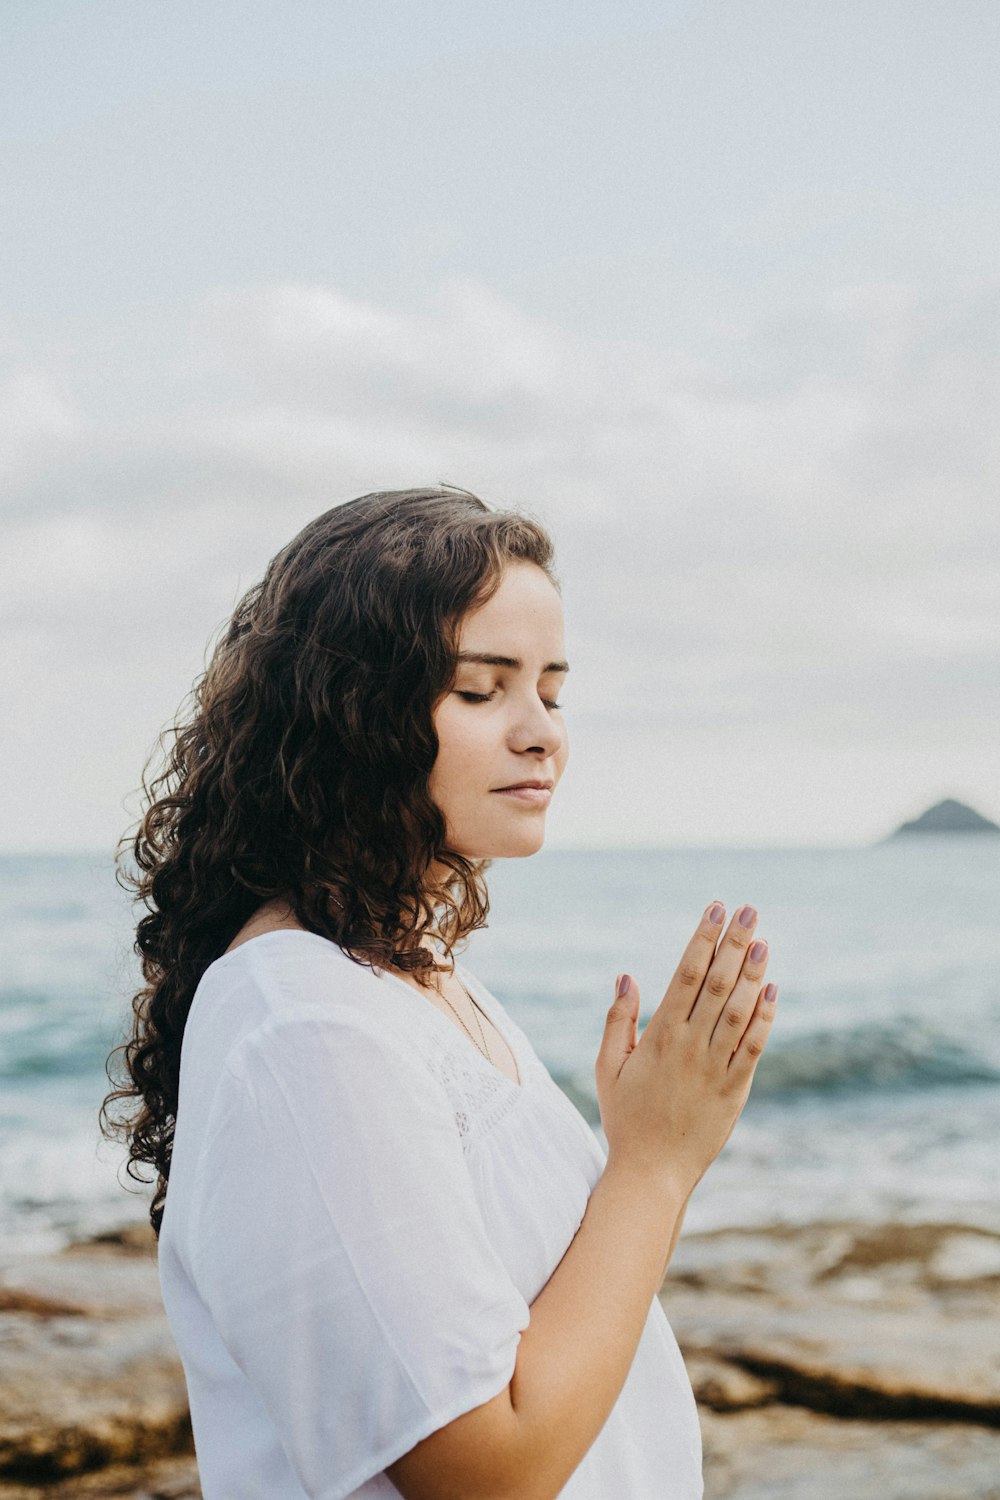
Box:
[661,1220,1000,1424]
[0,1289,89,1318]
[685,1354,780,1412]
[699,1405,1000,1500]
[0,1453,201,1498]
[887,798,1000,837]
[0,1230,191,1485]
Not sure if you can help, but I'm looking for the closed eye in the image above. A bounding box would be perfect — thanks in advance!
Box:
[457,691,563,710]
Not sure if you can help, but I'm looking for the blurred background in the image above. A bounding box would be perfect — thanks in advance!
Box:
[2,4,998,1497]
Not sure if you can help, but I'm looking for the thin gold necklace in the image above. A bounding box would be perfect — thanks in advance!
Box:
[437,975,494,1064]
[440,972,521,1080]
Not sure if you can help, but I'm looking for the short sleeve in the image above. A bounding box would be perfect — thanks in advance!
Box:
[187,1008,531,1499]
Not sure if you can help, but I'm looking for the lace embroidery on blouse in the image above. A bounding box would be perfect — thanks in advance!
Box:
[418,1024,533,1148]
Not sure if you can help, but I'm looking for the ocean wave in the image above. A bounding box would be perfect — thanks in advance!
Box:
[0,988,116,1084]
[551,1021,1000,1119]
[752,1020,1000,1097]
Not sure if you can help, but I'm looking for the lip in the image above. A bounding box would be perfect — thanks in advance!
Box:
[491,786,553,807]
[491,780,554,791]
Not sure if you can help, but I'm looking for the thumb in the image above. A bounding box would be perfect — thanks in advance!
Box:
[597,972,640,1080]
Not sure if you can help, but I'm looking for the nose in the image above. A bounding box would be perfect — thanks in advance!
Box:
[511,694,564,757]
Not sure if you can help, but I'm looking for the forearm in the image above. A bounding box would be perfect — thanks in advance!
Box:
[504,1159,686,1500]
[661,1185,692,1282]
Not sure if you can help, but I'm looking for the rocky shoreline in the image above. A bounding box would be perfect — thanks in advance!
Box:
[2,1216,998,1498]
[668,1219,1000,1498]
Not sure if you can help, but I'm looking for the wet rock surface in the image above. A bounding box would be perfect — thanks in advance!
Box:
[664,1219,1000,1498]
[698,1406,1000,1500]
[0,1226,192,1491]
[0,1455,201,1500]
[663,1219,1000,1423]
[2,1217,998,1497]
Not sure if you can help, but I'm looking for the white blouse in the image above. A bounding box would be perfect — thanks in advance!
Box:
[157,930,703,1498]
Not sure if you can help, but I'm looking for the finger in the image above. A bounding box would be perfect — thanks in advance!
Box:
[706,938,771,1058]
[686,904,760,1028]
[726,983,778,1083]
[646,901,727,1040]
[596,973,641,1084]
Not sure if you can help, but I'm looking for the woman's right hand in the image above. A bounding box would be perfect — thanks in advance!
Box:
[594,902,777,1199]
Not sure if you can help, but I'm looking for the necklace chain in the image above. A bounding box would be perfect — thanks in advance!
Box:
[438,976,493,1063]
[437,974,520,1085]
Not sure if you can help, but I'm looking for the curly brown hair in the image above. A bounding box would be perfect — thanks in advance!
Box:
[100,485,559,1235]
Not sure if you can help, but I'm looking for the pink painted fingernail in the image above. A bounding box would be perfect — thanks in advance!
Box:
[739,905,757,929]
[708,902,725,924]
[749,940,767,962]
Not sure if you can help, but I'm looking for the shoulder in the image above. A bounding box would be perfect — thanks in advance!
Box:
[203,929,384,1006]
[187,931,411,1074]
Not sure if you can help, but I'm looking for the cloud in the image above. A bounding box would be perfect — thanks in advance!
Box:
[0,368,83,488]
[1,273,997,847]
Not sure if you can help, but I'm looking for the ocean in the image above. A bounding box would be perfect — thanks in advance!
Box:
[1,840,998,1260]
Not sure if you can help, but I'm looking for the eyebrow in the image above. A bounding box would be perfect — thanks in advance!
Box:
[455,651,570,674]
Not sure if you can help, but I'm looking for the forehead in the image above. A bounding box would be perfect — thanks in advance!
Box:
[454,567,568,674]
[458,562,564,643]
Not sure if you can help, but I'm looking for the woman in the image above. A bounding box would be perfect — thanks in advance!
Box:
[102,486,776,1499]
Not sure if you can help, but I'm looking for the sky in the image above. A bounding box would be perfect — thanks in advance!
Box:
[2,0,998,851]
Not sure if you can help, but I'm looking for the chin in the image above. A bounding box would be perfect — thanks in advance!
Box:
[485,828,548,859]
[449,829,546,861]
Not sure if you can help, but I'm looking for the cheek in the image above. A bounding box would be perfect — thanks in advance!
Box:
[431,705,480,784]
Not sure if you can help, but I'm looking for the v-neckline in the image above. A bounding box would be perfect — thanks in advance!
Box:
[376,956,525,1092]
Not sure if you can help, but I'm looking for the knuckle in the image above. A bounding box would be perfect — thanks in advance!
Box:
[646,1028,670,1061]
[677,961,702,989]
[722,1005,744,1031]
[743,1035,764,1059]
[705,971,729,999]
[720,1058,744,1088]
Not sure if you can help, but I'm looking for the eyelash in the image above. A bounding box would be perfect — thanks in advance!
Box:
[457,691,563,711]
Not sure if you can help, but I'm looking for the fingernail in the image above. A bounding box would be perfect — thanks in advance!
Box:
[617,973,631,997]
[708,902,725,924]
[739,905,757,929]
[764,983,777,1003]
[749,939,767,962]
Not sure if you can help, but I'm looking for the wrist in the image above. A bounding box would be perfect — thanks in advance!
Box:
[602,1152,692,1214]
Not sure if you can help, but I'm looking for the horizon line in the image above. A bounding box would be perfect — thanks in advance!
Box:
[3,834,994,861]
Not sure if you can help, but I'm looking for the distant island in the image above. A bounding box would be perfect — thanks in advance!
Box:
[887,798,1000,839]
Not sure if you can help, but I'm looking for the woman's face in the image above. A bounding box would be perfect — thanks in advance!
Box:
[429,561,570,861]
